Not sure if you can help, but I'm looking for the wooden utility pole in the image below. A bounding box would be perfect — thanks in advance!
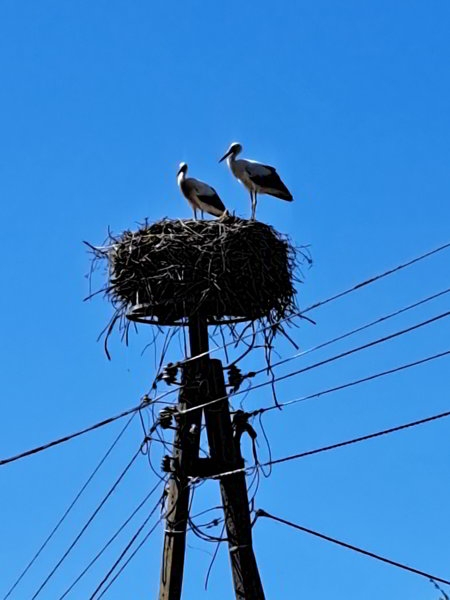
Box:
[159,316,208,600]
[159,317,265,600]
[205,360,265,600]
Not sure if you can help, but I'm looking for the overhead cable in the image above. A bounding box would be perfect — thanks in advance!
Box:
[30,445,142,599]
[180,313,450,415]
[179,240,450,366]
[198,407,450,480]
[256,510,450,586]
[57,479,163,599]
[2,414,135,600]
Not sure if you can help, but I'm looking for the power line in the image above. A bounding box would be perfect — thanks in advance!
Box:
[250,287,450,378]
[3,250,449,470]
[256,509,450,586]
[199,408,450,480]
[180,311,450,415]
[0,388,178,468]
[95,520,161,599]
[30,445,143,600]
[299,241,450,316]
[57,479,164,599]
[256,348,450,415]
[247,309,450,397]
[2,415,135,600]
[178,240,450,366]
[4,312,448,471]
[90,504,163,599]
[0,406,140,468]
[266,409,450,466]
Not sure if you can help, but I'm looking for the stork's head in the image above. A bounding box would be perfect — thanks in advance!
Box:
[177,162,188,176]
[219,142,242,163]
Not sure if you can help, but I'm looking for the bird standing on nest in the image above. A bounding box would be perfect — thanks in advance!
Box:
[219,142,293,220]
[177,162,227,220]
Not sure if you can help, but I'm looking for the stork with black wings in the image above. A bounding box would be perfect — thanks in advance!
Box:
[219,142,293,220]
[177,163,226,220]
[177,162,227,220]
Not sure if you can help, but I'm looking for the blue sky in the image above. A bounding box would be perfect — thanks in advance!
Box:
[1,1,450,598]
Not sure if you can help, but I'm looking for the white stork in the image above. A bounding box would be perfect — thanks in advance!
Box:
[177,162,227,220]
[219,142,293,220]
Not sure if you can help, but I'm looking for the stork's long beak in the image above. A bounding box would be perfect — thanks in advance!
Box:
[218,150,231,163]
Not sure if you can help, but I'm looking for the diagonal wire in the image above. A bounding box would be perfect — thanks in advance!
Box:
[57,479,164,599]
[96,520,162,599]
[200,407,450,480]
[0,406,140,467]
[2,414,135,600]
[257,510,450,586]
[3,247,450,469]
[255,348,450,416]
[30,445,143,600]
[89,499,164,599]
[2,309,449,469]
[250,309,450,392]
[249,286,450,377]
[180,311,450,415]
[0,390,177,468]
[177,240,450,366]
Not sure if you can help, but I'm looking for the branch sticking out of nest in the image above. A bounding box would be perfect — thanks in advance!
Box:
[87,216,311,358]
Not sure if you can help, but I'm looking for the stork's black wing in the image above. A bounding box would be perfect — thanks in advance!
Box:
[245,163,293,200]
[196,187,226,212]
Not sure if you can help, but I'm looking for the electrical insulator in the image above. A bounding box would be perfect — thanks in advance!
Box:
[140,394,151,406]
[160,362,179,386]
[161,455,173,473]
[227,365,244,393]
[232,410,257,440]
[159,407,174,429]
[227,366,256,393]
[232,409,248,427]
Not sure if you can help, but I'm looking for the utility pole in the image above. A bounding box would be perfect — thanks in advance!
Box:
[159,316,265,600]
[159,316,208,600]
[205,360,265,600]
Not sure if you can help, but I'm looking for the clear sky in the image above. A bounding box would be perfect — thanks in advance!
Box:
[1,1,450,599]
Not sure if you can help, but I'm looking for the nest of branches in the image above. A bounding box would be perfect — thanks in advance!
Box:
[88,216,311,356]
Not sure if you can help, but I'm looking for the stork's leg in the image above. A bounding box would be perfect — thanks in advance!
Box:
[193,207,198,221]
[250,191,256,221]
[201,210,204,219]
[254,192,258,220]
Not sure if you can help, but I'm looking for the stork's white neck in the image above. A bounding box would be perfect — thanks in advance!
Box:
[227,152,236,166]
[177,171,186,186]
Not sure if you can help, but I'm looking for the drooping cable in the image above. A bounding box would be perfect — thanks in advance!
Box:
[30,445,143,599]
[256,509,450,586]
[0,392,174,468]
[89,496,165,599]
[95,520,161,599]
[178,240,450,366]
[2,414,135,600]
[180,313,450,415]
[249,286,450,378]
[255,348,450,416]
[57,479,164,599]
[4,248,450,468]
[199,407,450,480]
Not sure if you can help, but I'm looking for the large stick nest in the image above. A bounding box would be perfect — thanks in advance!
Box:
[88,216,311,355]
[109,217,299,322]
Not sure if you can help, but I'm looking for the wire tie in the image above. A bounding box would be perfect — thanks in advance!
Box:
[230,544,250,552]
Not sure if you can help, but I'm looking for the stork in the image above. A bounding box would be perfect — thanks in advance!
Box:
[219,142,293,220]
[177,162,227,220]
